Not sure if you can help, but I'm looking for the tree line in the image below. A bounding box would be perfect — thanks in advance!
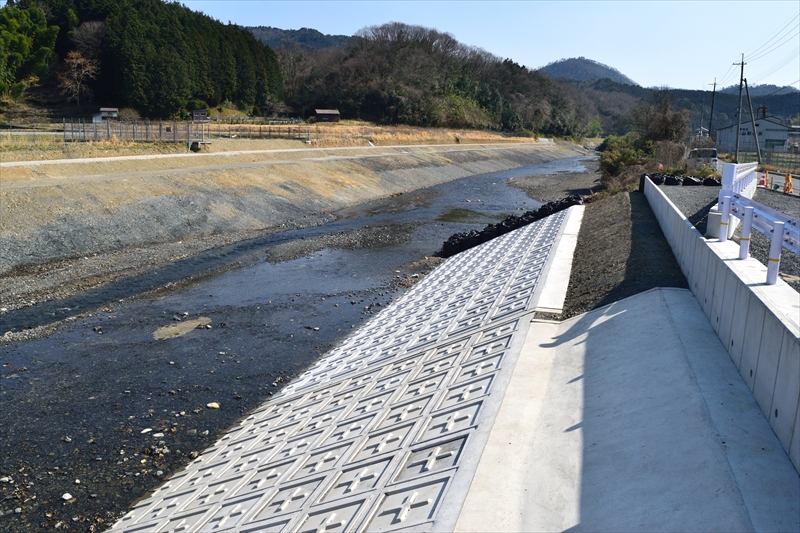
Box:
[1,7,597,136]
[278,22,594,137]
[1,0,283,117]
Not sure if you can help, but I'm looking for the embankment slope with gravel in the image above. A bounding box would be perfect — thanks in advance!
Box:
[0,142,586,277]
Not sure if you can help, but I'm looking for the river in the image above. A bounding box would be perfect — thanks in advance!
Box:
[0,155,589,532]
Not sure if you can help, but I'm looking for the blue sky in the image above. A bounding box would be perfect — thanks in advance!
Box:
[181,1,799,91]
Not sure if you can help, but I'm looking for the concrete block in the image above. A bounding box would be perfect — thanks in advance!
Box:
[717,267,739,355]
[739,295,767,391]
[534,206,583,313]
[791,396,800,473]
[706,209,721,239]
[684,226,701,279]
[702,245,718,318]
[696,243,712,314]
[681,223,693,277]
[769,332,800,452]
[751,283,800,337]
[671,219,681,264]
[690,237,706,297]
[710,258,729,335]
[726,280,752,371]
[753,313,784,420]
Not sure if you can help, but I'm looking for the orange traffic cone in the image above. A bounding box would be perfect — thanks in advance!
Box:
[784,174,794,195]
[757,172,767,188]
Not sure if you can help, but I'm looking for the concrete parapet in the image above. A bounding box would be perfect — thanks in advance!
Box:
[644,177,800,473]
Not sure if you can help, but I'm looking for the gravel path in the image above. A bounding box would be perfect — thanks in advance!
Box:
[661,185,800,292]
[510,161,688,318]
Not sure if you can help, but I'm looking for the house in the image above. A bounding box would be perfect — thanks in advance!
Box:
[715,113,791,153]
[315,109,340,122]
[92,107,118,123]
[191,109,209,122]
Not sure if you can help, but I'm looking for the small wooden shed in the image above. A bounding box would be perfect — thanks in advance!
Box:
[315,109,340,122]
[92,107,118,123]
[191,109,209,122]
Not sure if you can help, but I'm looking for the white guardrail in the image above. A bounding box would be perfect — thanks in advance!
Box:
[718,162,800,285]
[721,161,759,199]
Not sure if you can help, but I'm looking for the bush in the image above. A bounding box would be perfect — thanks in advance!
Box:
[10,80,27,100]
[117,107,141,121]
[598,133,653,178]
[187,99,208,111]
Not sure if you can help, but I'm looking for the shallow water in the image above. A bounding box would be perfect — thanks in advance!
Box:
[0,156,586,334]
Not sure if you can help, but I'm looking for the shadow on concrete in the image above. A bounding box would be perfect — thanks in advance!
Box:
[539,289,799,532]
[685,198,719,236]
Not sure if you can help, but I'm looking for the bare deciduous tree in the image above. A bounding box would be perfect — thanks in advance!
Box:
[275,47,313,103]
[58,51,98,106]
[71,21,106,59]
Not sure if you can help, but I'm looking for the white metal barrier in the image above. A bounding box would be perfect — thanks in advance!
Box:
[708,162,759,239]
[720,161,759,201]
[719,187,800,286]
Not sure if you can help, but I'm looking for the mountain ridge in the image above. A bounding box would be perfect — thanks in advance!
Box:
[246,26,352,50]
[538,57,638,86]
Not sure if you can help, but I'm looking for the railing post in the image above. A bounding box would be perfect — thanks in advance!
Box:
[739,206,754,259]
[766,221,784,285]
[719,195,732,243]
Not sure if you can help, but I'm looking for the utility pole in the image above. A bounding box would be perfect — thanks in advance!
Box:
[708,78,716,139]
[734,54,746,162]
[699,84,705,141]
[744,78,762,165]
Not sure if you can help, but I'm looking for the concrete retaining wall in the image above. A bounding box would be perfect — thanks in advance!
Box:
[644,178,800,473]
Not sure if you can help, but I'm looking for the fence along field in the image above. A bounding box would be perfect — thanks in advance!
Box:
[1,119,535,153]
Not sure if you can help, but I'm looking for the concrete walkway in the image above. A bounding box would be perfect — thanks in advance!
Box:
[457,288,799,532]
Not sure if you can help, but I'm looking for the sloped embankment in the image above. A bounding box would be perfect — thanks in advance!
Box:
[0,142,585,276]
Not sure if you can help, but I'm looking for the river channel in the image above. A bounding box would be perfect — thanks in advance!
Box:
[0,156,589,532]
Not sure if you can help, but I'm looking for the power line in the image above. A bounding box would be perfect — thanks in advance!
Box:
[748,29,800,62]
[743,13,799,57]
[716,15,799,89]
[751,48,800,84]
[717,63,736,87]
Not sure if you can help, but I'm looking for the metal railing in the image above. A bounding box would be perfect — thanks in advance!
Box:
[719,161,758,201]
[719,169,800,284]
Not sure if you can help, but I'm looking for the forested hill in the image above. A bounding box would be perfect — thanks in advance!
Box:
[719,83,799,96]
[564,78,799,136]
[1,0,283,117]
[539,57,638,86]
[280,23,593,136]
[246,26,352,50]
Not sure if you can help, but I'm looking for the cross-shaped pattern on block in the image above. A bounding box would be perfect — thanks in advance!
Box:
[379,491,432,525]
[408,446,456,474]
[428,411,471,436]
